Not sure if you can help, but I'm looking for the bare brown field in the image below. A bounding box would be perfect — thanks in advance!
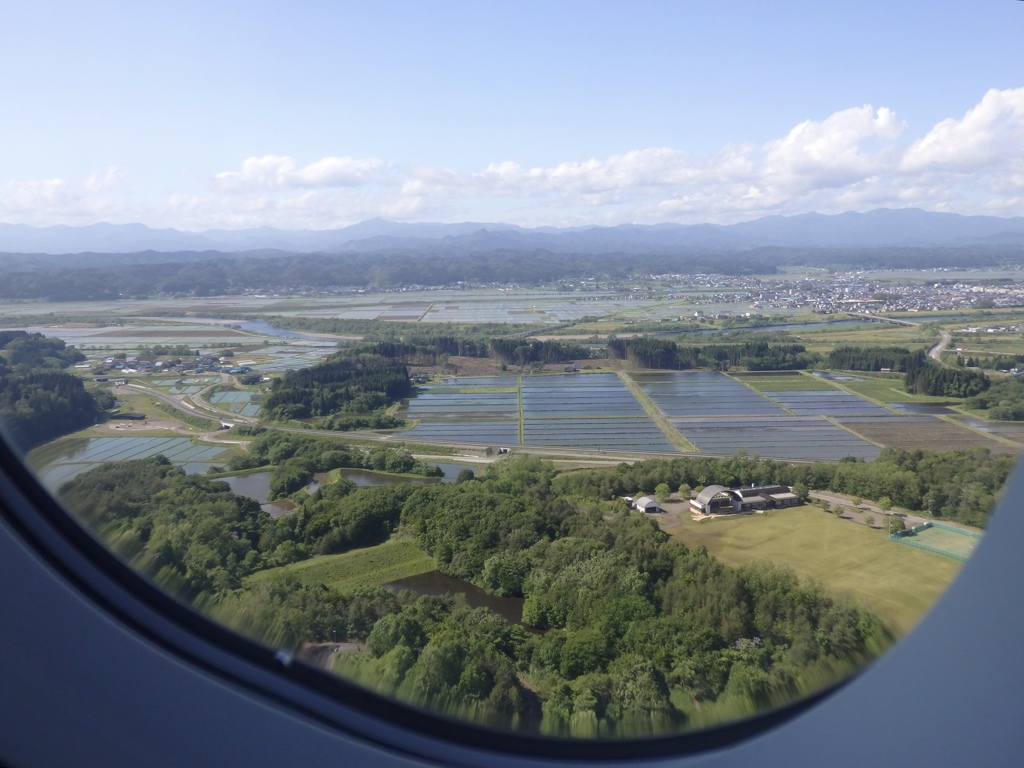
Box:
[839,418,1022,454]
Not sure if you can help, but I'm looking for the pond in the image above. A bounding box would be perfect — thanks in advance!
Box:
[316,463,482,489]
[217,472,296,517]
[221,463,483,513]
[385,570,530,628]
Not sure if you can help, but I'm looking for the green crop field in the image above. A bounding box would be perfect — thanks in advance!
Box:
[836,375,961,404]
[730,373,838,391]
[246,538,435,592]
[662,505,962,636]
[950,335,1024,356]
[798,326,934,352]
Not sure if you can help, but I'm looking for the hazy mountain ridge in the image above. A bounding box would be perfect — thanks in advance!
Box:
[3,209,1024,256]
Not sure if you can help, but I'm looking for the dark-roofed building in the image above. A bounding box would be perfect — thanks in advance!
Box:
[690,484,801,515]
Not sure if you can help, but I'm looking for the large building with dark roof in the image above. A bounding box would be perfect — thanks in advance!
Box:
[690,484,801,515]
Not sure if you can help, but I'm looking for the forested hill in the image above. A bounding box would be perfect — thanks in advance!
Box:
[263,349,414,423]
[0,251,776,300]
[0,331,107,450]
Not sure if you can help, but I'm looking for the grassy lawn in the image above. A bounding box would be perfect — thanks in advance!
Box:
[246,538,435,592]
[662,505,962,636]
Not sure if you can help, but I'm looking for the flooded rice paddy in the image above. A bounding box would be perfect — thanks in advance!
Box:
[634,372,788,417]
[670,416,881,460]
[29,437,232,490]
[209,390,263,416]
[761,390,894,416]
[394,370,1009,460]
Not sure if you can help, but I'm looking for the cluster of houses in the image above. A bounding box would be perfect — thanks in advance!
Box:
[624,484,801,516]
[93,355,255,378]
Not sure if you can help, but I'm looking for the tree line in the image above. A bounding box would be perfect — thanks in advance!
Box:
[607,338,815,371]
[553,448,1010,528]
[825,345,990,398]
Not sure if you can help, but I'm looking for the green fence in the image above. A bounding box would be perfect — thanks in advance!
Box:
[891,521,982,562]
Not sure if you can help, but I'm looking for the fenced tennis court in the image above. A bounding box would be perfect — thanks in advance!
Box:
[892,522,982,562]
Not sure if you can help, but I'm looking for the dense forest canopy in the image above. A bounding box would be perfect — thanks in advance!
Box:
[263,348,413,423]
[0,331,106,450]
[60,452,902,736]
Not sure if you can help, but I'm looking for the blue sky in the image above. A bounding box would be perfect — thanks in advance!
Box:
[1,1,1022,230]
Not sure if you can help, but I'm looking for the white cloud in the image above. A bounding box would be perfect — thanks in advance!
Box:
[212,155,391,192]
[902,87,1024,173]
[0,167,137,226]
[760,105,906,193]
[4,88,1024,229]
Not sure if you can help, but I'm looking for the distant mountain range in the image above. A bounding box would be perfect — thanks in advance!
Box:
[3,208,1024,256]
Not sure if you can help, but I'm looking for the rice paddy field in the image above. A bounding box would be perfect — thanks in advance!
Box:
[671,416,881,460]
[393,370,1024,459]
[836,417,1022,454]
[634,372,788,417]
[28,436,234,490]
[400,373,681,451]
[208,390,264,417]
[150,376,219,395]
[732,373,836,391]
[761,390,895,416]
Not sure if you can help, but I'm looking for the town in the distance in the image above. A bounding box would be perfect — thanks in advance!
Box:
[1,210,1019,738]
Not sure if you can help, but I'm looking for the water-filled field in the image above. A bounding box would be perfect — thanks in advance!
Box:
[523,417,676,452]
[395,371,998,460]
[521,374,646,416]
[29,437,232,490]
[404,392,518,420]
[672,416,881,460]
[209,390,263,416]
[401,373,679,450]
[402,419,520,445]
[249,344,338,372]
[635,372,787,416]
[762,390,894,416]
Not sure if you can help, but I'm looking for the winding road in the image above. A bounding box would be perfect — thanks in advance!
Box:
[929,330,952,364]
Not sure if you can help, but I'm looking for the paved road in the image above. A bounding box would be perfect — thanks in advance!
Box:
[929,330,952,365]
[810,491,928,529]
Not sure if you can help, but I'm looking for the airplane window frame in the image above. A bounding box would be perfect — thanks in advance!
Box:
[0,427,851,765]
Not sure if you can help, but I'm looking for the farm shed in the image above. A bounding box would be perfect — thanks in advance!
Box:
[633,496,664,513]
